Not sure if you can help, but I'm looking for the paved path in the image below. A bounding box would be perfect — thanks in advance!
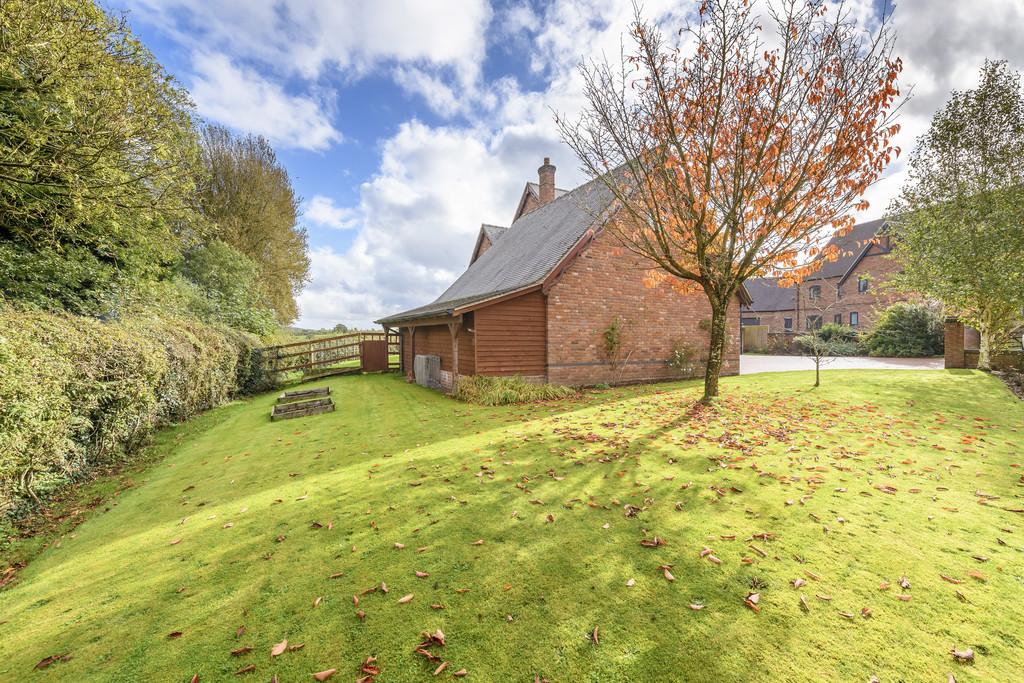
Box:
[740,354,943,375]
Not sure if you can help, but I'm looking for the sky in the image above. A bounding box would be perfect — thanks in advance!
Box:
[113,0,1024,329]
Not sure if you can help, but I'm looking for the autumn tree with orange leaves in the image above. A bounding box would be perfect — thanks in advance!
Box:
[558,0,903,402]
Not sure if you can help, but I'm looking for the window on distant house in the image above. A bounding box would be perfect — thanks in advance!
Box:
[807,315,822,330]
[809,285,821,300]
[834,314,843,324]
[858,277,869,293]
[784,317,793,331]
[850,312,860,327]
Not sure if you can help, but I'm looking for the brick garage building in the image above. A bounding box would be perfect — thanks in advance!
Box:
[742,219,912,332]
[376,159,751,389]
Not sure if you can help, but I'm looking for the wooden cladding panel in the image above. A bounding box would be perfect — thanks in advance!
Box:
[474,291,547,376]
[401,329,414,375]
[457,323,475,376]
[413,324,454,371]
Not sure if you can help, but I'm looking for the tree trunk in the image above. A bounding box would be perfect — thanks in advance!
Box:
[702,300,729,403]
[814,358,820,387]
[978,326,992,371]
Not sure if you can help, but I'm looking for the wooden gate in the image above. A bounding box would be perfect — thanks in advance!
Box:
[258,331,400,379]
[360,340,389,372]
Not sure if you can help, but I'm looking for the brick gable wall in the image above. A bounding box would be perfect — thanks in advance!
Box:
[546,222,740,385]
[748,246,914,333]
[796,246,911,330]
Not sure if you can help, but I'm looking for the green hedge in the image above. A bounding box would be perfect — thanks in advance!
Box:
[0,305,270,519]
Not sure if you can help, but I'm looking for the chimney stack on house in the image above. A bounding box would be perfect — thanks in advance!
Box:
[538,157,556,206]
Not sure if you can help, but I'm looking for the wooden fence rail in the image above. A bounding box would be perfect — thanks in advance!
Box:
[258,331,400,376]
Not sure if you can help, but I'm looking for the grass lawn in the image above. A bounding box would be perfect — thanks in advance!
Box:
[2,370,1023,682]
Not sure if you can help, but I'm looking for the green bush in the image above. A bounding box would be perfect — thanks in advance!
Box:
[453,375,578,406]
[0,305,271,518]
[862,303,944,357]
[817,322,859,344]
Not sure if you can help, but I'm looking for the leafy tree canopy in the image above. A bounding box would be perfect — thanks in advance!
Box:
[0,0,201,312]
[196,125,309,325]
[888,60,1024,368]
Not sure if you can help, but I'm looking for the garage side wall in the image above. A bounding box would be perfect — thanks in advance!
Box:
[473,291,547,380]
[546,225,741,386]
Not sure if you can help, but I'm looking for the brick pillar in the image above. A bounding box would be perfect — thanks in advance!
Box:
[944,318,965,369]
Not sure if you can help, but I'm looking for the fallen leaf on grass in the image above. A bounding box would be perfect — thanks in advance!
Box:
[453,669,468,677]
[626,578,636,587]
[231,646,253,656]
[234,664,256,675]
[271,639,288,657]
[313,596,323,608]
[657,565,675,582]
[950,647,974,663]
[168,631,183,639]
[940,575,962,585]
[34,653,72,670]
[170,538,182,545]
[433,661,449,676]
[591,626,599,645]
[688,603,704,611]
[398,594,415,604]
[471,539,485,545]
[313,669,337,681]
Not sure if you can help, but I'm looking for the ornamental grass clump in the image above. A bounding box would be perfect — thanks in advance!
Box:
[453,375,577,406]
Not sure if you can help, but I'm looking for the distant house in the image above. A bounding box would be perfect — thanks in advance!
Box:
[742,219,911,332]
[376,158,752,390]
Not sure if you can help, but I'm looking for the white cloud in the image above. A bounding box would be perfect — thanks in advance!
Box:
[130,0,1024,328]
[304,195,359,230]
[190,52,341,151]
[127,0,490,80]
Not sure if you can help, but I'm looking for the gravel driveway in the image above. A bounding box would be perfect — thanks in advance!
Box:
[740,354,943,375]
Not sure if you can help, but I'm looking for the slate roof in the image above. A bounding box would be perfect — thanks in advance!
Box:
[376,176,615,325]
[742,219,890,312]
[807,218,889,280]
[742,277,795,312]
[525,181,569,201]
[481,224,507,244]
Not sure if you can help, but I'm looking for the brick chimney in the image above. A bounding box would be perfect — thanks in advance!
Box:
[538,157,556,206]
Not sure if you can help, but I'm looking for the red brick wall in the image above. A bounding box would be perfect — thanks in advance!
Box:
[744,310,796,333]
[472,234,493,262]
[546,224,741,386]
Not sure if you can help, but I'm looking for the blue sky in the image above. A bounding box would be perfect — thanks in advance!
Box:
[112,0,1024,328]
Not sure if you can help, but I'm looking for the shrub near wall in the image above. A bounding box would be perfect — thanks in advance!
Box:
[0,305,265,520]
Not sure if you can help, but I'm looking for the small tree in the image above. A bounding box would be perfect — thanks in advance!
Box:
[558,0,902,403]
[795,333,849,387]
[888,61,1024,370]
[794,299,859,386]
